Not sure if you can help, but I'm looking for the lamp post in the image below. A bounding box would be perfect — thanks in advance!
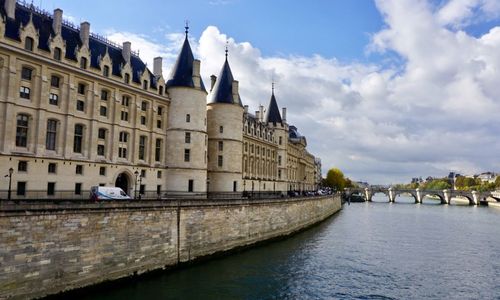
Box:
[7,167,13,201]
[134,171,139,200]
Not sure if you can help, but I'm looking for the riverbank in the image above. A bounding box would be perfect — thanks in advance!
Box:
[0,195,341,299]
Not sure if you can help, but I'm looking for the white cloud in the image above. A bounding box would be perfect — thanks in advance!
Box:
[103,0,500,184]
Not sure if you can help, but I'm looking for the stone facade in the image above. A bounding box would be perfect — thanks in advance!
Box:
[0,1,320,198]
[0,195,342,299]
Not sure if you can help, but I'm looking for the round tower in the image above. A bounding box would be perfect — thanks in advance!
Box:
[206,51,244,192]
[165,27,207,193]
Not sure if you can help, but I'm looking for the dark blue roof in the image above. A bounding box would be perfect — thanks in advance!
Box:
[166,36,206,91]
[289,125,307,145]
[208,58,242,106]
[264,92,282,124]
[0,1,156,88]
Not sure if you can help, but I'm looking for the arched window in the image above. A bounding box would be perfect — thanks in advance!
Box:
[46,119,57,150]
[16,114,29,147]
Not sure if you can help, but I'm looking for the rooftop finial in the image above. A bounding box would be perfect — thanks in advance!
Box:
[184,20,189,37]
[225,39,229,59]
[272,74,275,95]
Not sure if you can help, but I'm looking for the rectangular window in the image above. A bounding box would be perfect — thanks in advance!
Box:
[185,132,191,143]
[184,149,190,162]
[46,119,57,150]
[157,171,162,179]
[19,86,31,99]
[100,106,107,117]
[155,138,162,162]
[101,90,108,101]
[233,181,237,192]
[219,126,223,133]
[16,114,29,147]
[218,155,223,167]
[76,100,85,111]
[140,184,145,195]
[47,182,55,196]
[17,182,26,196]
[76,164,83,175]
[75,183,82,195]
[278,155,282,165]
[186,114,190,122]
[139,136,146,160]
[124,73,130,84]
[49,93,58,105]
[143,80,148,90]
[141,169,146,178]
[157,185,161,194]
[121,96,130,106]
[21,67,32,80]
[157,106,163,115]
[74,124,83,153]
[159,86,164,95]
[98,128,106,139]
[103,66,109,77]
[278,169,282,179]
[25,37,34,51]
[121,111,129,121]
[218,141,223,151]
[48,163,57,173]
[279,136,282,145]
[188,180,194,192]
[80,57,87,69]
[97,144,105,156]
[156,120,162,129]
[99,166,106,176]
[141,101,148,111]
[119,132,128,143]
[118,147,127,159]
[54,47,62,60]
[77,83,85,95]
[140,116,146,125]
[18,161,28,172]
[50,75,60,88]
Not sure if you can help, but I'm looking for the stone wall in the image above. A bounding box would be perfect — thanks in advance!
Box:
[0,195,341,299]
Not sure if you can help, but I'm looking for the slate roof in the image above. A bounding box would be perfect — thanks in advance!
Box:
[264,92,282,124]
[289,125,307,145]
[166,35,206,91]
[0,1,157,88]
[208,57,242,106]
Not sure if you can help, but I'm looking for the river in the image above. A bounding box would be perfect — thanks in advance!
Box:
[62,196,500,299]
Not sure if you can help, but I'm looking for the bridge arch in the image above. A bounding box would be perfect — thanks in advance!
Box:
[420,192,446,204]
[393,190,418,203]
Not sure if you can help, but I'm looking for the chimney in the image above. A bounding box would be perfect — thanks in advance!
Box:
[52,9,63,36]
[244,105,249,114]
[210,75,217,92]
[192,59,201,88]
[4,0,16,20]
[232,80,239,104]
[153,57,163,77]
[259,105,264,122]
[282,107,287,122]
[255,111,260,121]
[122,41,131,63]
[79,22,90,48]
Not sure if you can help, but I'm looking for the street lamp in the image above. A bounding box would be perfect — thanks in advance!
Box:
[134,171,139,200]
[7,167,13,201]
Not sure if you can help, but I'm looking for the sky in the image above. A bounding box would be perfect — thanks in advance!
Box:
[37,0,500,184]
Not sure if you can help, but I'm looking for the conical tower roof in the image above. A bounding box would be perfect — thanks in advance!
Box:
[264,87,282,124]
[208,51,242,106]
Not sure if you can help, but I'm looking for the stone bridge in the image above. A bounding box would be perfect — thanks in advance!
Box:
[344,187,494,205]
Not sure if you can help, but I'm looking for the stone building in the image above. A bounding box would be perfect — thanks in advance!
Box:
[0,0,320,198]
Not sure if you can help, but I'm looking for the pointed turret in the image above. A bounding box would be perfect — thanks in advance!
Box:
[166,25,205,91]
[208,44,242,106]
[264,83,282,124]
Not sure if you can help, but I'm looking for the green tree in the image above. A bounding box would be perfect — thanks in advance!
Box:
[425,179,451,190]
[325,168,346,190]
[495,176,500,188]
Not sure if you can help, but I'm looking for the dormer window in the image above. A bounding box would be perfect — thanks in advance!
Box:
[80,57,87,69]
[103,66,109,77]
[159,86,164,95]
[143,80,148,90]
[25,37,34,51]
[53,48,62,60]
[124,73,130,84]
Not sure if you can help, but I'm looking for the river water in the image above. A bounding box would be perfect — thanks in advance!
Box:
[67,196,500,299]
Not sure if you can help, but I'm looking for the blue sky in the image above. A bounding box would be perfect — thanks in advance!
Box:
[35,0,500,184]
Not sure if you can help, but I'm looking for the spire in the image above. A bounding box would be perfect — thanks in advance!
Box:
[166,23,206,91]
[208,52,242,106]
[264,84,282,124]
[225,39,228,60]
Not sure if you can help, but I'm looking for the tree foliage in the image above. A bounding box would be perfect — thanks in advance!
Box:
[325,168,346,190]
